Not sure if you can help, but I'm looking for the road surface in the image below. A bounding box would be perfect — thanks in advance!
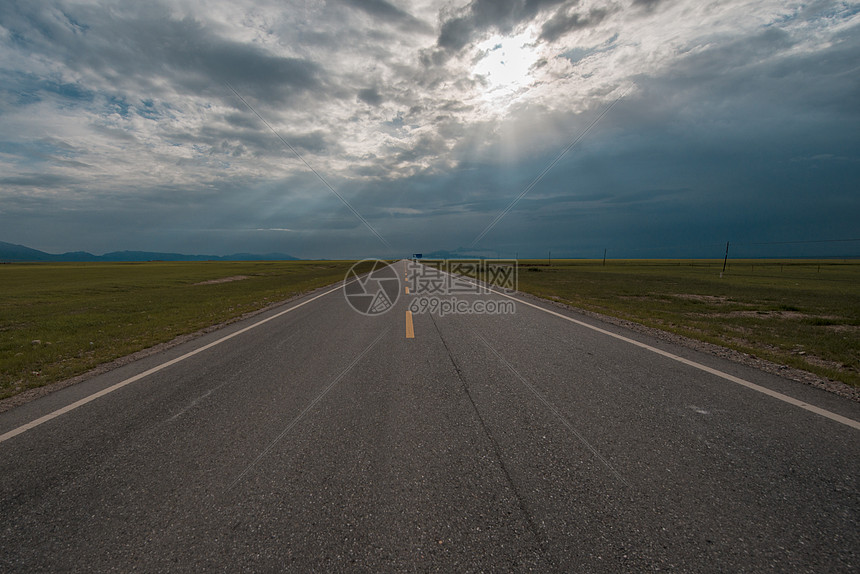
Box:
[1,260,858,572]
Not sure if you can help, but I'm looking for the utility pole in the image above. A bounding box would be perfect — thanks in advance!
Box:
[548,250,552,267]
[722,241,730,274]
[603,248,607,267]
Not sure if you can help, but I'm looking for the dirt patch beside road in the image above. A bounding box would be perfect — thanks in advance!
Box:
[193,275,249,285]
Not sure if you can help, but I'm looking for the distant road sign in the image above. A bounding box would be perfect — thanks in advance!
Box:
[413,253,423,259]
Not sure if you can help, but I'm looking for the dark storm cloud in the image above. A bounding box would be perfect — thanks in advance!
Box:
[635,16,860,123]
[436,0,569,52]
[340,0,432,33]
[2,1,324,104]
[539,7,613,43]
[631,0,665,9]
[178,122,336,157]
[358,87,384,106]
[437,15,476,52]
[0,173,79,187]
[89,125,138,142]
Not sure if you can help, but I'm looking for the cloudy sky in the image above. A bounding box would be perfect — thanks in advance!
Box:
[1,0,858,259]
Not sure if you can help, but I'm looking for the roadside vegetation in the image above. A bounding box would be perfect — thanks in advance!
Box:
[3,258,857,402]
[0,260,370,401]
[508,259,860,387]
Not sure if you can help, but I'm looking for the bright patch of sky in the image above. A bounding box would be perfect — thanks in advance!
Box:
[472,29,540,102]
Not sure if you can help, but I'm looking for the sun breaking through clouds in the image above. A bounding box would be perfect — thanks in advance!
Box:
[0,1,858,258]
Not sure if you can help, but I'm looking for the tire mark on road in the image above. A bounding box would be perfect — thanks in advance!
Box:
[428,312,553,566]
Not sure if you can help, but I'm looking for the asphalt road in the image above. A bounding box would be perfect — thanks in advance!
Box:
[1,260,858,572]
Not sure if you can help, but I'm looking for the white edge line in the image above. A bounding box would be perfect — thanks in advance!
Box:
[0,281,349,444]
[449,271,860,432]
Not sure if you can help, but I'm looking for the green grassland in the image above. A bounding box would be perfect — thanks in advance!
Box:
[0,260,369,401]
[508,259,860,387]
[2,258,858,402]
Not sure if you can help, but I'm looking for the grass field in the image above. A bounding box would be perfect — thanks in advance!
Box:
[0,260,369,401]
[507,259,860,387]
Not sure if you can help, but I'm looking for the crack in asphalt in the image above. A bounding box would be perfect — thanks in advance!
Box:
[427,311,553,566]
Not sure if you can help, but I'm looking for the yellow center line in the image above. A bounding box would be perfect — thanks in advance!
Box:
[405,310,415,339]
[405,286,409,294]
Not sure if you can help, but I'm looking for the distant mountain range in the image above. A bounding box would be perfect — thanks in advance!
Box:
[0,241,299,262]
